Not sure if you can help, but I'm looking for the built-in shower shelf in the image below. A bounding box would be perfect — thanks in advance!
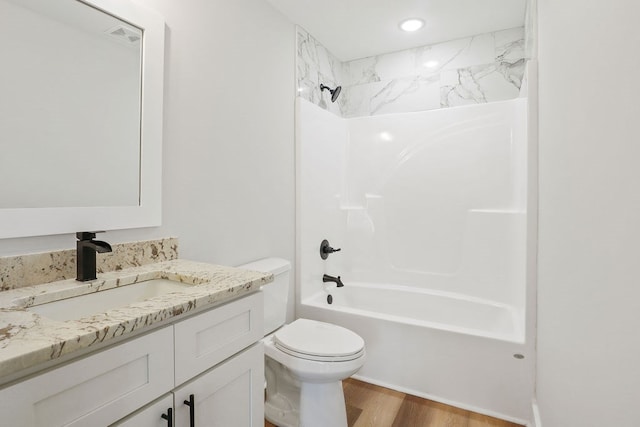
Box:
[468,209,526,215]
[339,205,367,210]
[339,194,383,210]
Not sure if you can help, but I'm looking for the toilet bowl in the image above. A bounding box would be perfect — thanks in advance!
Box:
[262,319,365,427]
[238,258,366,427]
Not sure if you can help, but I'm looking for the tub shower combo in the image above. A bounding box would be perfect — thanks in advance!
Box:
[296,76,536,422]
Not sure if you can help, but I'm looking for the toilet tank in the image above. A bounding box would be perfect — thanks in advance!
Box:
[237,258,291,336]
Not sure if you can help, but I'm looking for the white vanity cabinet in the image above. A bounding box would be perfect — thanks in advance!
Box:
[115,344,263,427]
[0,326,174,427]
[0,291,264,427]
[173,343,264,427]
[174,290,263,386]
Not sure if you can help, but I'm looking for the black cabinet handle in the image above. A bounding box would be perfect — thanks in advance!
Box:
[184,394,195,427]
[161,407,173,427]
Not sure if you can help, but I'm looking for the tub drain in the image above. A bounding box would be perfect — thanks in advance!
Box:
[327,294,333,304]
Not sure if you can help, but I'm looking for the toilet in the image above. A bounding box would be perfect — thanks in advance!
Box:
[238,258,365,427]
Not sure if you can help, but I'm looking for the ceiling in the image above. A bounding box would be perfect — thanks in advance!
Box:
[266,0,527,61]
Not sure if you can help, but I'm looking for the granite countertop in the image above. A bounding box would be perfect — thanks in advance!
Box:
[0,259,271,381]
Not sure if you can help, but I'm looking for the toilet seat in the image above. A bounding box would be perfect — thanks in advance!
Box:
[274,319,365,362]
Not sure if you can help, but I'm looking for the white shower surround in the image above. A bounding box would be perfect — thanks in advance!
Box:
[296,93,534,420]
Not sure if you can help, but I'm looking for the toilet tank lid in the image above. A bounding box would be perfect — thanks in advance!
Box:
[237,258,291,275]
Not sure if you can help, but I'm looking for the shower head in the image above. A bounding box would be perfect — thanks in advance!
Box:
[320,84,342,103]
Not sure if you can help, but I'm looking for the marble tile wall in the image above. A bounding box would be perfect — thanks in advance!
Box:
[0,237,178,290]
[296,26,347,116]
[296,26,527,117]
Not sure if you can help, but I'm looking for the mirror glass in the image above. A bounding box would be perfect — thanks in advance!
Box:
[0,0,142,208]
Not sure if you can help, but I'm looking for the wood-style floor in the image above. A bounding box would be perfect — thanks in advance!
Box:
[265,378,524,427]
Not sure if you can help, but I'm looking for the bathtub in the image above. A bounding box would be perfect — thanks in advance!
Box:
[298,282,534,423]
[312,282,522,342]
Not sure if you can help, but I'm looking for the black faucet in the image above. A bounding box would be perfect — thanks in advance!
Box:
[323,274,344,288]
[76,231,112,281]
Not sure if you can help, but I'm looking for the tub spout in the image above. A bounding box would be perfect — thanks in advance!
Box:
[323,274,344,288]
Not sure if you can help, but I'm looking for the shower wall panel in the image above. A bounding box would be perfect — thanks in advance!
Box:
[345,99,527,308]
[296,97,349,297]
[298,97,528,311]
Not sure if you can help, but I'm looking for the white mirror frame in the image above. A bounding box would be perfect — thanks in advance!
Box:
[0,0,164,239]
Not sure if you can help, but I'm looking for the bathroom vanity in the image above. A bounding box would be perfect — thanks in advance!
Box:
[0,260,270,426]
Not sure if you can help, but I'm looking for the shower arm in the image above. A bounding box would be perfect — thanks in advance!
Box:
[319,83,341,102]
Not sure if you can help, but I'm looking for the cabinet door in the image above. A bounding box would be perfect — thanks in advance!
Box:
[110,394,174,427]
[174,291,263,385]
[0,326,174,427]
[174,343,264,427]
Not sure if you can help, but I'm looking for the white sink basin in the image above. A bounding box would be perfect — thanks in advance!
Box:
[27,279,193,321]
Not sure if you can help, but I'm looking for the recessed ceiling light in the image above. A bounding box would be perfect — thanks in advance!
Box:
[399,18,425,32]
[424,60,440,69]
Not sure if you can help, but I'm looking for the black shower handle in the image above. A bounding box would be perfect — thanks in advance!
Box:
[320,239,341,259]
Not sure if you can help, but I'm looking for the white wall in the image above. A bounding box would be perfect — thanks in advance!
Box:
[0,0,296,318]
[537,0,640,425]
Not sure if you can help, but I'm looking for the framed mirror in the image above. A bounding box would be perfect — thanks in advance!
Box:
[0,0,164,238]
